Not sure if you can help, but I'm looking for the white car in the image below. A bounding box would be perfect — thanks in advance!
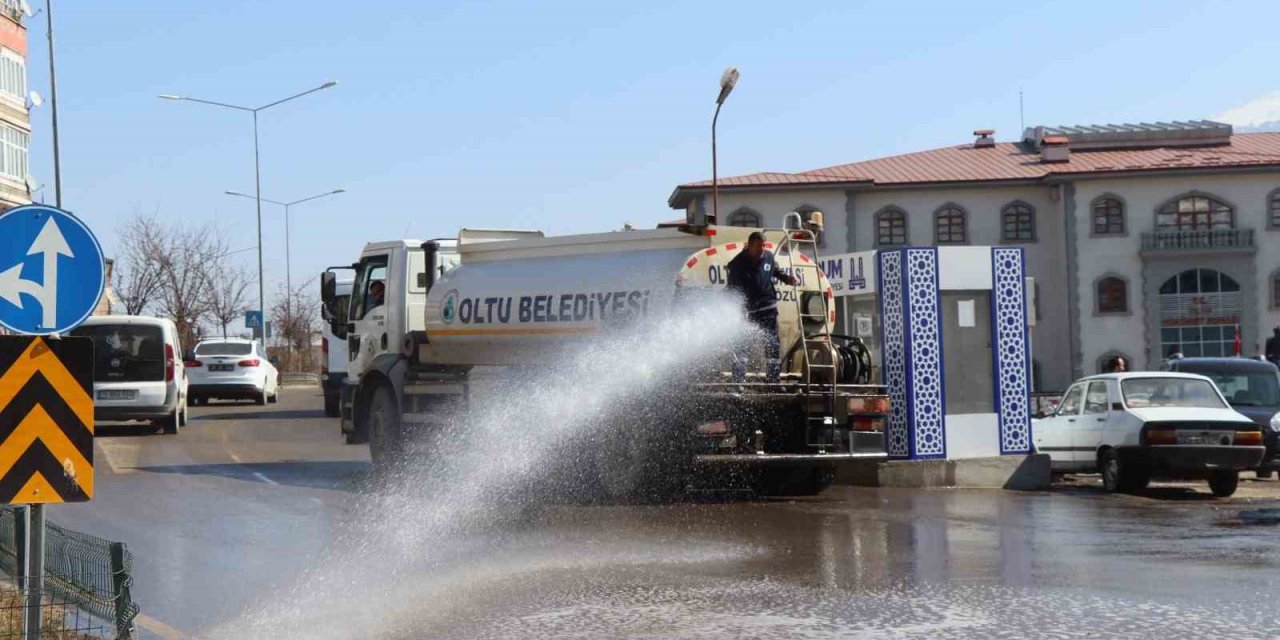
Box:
[70,315,189,434]
[1034,372,1265,496]
[185,338,279,405]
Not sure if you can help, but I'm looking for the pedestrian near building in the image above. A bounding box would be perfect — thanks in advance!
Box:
[726,232,798,383]
[1265,327,1280,366]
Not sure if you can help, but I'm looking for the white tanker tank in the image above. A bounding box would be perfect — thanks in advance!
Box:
[419,226,836,376]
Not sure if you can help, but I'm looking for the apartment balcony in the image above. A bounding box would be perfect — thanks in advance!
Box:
[1139,228,1256,256]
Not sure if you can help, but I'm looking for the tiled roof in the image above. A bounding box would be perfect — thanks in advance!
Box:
[671,133,1280,205]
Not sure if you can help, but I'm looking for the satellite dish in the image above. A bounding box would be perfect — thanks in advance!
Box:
[18,0,31,17]
[26,91,42,108]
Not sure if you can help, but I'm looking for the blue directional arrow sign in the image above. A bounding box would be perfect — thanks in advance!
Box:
[0,205,104,335]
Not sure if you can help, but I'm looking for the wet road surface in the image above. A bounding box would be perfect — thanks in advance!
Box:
[55,389,1280,638]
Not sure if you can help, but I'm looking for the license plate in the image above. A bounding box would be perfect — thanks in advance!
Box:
[1179,432,1229,445]
[98,390,136,401]
[210,364,234,372]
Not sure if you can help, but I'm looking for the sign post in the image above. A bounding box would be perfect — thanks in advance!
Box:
[0,204,103,640]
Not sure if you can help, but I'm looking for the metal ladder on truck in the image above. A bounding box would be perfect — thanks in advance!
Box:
[776,214,839,451]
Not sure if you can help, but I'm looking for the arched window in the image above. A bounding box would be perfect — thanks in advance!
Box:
[1156,194,1234,231]
[1095,276,1128,314]
[934,204,967,244]
[1158,269,1241,358]
[1091,195,1126,235]
[1268,189,1280,229]
[875,206,908,246]
[727,208,761,227]
[1001,202,1035,242]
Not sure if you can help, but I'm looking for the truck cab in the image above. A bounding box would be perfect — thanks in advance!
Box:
[323,239,460,442]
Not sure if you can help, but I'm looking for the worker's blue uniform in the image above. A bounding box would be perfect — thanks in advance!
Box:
[726,249,790,383]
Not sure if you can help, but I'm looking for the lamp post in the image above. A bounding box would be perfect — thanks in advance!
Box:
[159,81,338,343]
[225,188,344,304]
[711,66,739,225]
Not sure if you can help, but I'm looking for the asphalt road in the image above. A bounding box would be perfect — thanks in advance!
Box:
[52,389,1280,639]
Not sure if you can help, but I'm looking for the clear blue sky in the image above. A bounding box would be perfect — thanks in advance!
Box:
[22,0,1280,299]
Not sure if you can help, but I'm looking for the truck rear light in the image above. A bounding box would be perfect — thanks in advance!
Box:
[696,421,730,436]
[852,417,883,432]
[184,360,203,368]
[849,396,890,414]
[164,344,175,382]
[1235,430,1263,446]
[1145,428,1177,445]
[238,359,261,368]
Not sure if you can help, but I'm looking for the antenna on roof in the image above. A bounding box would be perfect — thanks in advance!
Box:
[1019,89,1025,133]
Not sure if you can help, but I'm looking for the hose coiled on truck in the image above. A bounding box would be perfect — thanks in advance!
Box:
[782,333,873,384]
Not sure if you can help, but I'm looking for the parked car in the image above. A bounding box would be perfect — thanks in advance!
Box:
[69,315,188,434]
[1033,372,1264,496]
[1163,357,1280,477]
[185,338,279,405]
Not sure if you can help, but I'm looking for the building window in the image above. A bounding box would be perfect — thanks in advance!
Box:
[1156,194,1234,231]
[875,207,907,246]
[1096,276,1128,314]
[0,49,23,104]
[1158,269,1241,358]
[1001,202,1035,242]
[727,208,761,227]
[1268,189,1280,229]
[1272,270,1280,308]
[0,124,27,182]
[1092,196,1126,235]
[934,204,967,244]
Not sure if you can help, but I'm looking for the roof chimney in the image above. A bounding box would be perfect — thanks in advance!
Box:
[1041,135,1070,163]
[973,129,996,148]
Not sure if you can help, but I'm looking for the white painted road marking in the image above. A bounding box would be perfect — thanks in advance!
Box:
[252,471,278,485]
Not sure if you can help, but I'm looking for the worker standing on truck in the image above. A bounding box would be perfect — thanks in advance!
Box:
[726,232,798,383]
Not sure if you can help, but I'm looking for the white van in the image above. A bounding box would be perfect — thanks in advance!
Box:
[319,273,353,417]
[70,315,189,434]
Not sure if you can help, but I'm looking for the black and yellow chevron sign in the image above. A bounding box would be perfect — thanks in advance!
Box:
[0,336,93,504]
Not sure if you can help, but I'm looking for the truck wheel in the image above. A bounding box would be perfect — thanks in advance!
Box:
[594,429,683,502]
[367,385,402,480]
[1256,469,1274,480]
[1209,470,1239,497]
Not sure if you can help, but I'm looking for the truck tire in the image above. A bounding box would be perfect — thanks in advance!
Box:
[594,429,683,503]
[367,385,402,481]
[1209,470,1239,497]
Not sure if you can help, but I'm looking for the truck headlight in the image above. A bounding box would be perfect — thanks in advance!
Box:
[1270,413,1280,433]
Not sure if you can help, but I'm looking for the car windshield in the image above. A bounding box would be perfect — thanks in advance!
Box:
[70,323,165,382]
[1120,377,1227,409]
[196,342,253,356]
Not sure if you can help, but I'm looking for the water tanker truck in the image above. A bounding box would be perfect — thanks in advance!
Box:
[321,217,888,497]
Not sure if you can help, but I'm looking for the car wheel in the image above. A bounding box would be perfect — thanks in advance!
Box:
[255,388,267,406]
[1209,470,1239,497]
[1256,469,1274,480]
[1099,449,1122,493]
[324,396,340,418]
[179,400,188,427]
[367,385,401,480]
[268,389,279,404]
[160,409,180,435]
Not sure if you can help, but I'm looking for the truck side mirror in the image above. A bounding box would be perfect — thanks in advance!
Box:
[320,271,336,306]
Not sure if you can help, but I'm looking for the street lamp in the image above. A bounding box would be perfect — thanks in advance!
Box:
[224,188,344,302]
[159,80,338,343]
[711,66,739,225]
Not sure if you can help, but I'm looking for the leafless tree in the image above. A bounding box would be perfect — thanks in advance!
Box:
[269,279,320,372]
[151,224,230,349]
[207,263,253,339]
[112,215,168,315]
